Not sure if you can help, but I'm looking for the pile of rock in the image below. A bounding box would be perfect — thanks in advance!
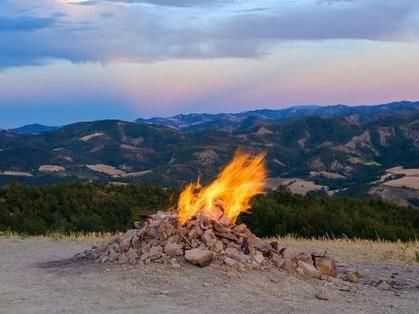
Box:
[77,211,337,279]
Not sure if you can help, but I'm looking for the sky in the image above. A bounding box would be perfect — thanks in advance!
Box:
[1,0,419,128]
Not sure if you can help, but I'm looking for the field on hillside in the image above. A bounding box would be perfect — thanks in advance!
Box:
[369,167,419,206]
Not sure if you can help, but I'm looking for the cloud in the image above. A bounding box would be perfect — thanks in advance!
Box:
[0,15,56,32]
[77,0,223,7]
[217,1,419,41]
[0,0,418,68]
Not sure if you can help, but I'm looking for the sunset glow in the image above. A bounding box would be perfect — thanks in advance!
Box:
[1,0,419,127]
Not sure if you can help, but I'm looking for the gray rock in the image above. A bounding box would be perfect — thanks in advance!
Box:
[214,240,224,253]
[272,256,284,268]
[110,243,120,254]
[297,261,322,279]
[282,259,297,273]
[120,239,132,252]
[253,252,265,265]
[315,289,329,301]
[164,242,183,257]
[338,285,352,292]
[131,234,141,249]
[377,280,392,291]
[126,248,139,263]
[223,257,237,266]
[148,246,163,260]
[345,271,361,283]
[232,223,248,234]
[184,248,213,267]
[254,239,273,254]
[120,229,137,252]
[225,248,250,264]
[159,220,175,240]
[100,256,109,263]
[202,229,217,247]
[108,248,119,262]
[118,254,129,264]
[188,225,204,239]
[159,290,170,296]
[314,256,337,277]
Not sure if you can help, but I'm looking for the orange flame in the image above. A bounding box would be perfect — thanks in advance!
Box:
[177,150,267,225]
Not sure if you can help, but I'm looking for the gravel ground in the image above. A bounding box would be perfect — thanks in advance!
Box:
[0,237,418,314]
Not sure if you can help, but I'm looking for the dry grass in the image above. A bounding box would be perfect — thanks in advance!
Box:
[1,231,418,264]
[267,177,326,195]
[45,231,114,244]
[0,171,33,177]
[38,165,66,173]
[0,231,114,246]
[276,236,419,265]
[86,164,127,177]
[384,176,419,189]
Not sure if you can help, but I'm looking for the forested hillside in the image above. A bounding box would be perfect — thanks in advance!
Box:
[1,184,417,241]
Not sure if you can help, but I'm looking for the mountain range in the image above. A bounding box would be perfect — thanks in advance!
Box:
[136,101,419,131]
[2,100,419,206]
[9,100,419,134]
[9,124,58,135]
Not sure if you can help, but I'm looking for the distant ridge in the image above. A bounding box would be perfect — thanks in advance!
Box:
[2,100,419,207]
[0,101,419,207]
[8,101,419,133]
[136,101,419,131]
[10,123,58,135]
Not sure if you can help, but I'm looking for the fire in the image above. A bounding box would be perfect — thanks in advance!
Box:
[177,150,267,225]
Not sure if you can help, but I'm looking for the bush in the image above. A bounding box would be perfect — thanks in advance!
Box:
[1,183,418,241]
[241,187,419,241]
[0,183,173,235]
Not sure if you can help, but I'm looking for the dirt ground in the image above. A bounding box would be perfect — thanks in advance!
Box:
[0,237,418,314]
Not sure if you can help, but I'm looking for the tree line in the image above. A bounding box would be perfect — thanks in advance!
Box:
[0,183,417,241]
[242,187,418,241]
[0,183,173,234]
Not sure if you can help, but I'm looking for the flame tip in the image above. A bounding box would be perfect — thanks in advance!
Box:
[177,150,267,225]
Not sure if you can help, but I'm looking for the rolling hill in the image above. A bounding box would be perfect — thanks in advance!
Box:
[2,101,419,206]
[136,101,419,131]
[9,124,57,135]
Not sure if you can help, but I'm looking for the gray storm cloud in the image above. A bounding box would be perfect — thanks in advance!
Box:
[0,0,418,68]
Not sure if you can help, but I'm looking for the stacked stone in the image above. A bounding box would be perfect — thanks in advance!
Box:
[77,211,337,279]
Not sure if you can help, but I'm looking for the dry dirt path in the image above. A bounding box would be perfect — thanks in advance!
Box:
[0,237,418,314]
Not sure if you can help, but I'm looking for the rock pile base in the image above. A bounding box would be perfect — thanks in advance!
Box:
[77,211,338,279]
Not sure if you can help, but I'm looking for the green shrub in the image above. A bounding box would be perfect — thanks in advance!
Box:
[1,183,418,241]
[0,183,173,235]
[241,187,418,241]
